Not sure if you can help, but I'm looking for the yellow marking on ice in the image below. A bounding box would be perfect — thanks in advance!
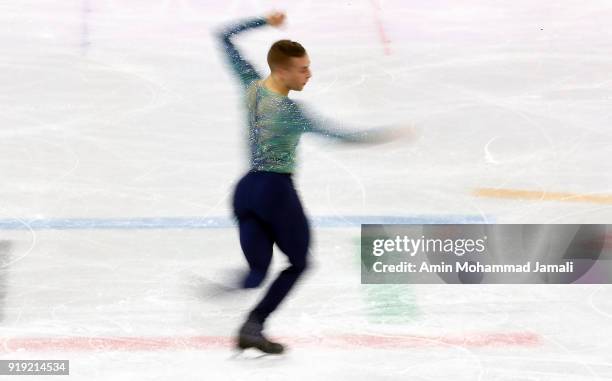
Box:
[474,188,612,205]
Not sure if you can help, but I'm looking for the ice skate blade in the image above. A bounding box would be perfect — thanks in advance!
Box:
[237,337,285,354]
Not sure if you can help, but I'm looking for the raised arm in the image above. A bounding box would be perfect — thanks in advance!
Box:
[216,13,286,89]
[216,17,268,88]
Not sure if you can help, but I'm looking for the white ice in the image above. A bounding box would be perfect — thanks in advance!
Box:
[1,0,612,380]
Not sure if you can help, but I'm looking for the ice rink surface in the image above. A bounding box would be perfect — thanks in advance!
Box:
[1,0,612,379]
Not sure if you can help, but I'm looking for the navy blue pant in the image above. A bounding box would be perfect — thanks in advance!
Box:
[232,171,310,324]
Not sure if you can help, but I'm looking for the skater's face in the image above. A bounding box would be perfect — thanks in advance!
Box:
[280,55,311,91]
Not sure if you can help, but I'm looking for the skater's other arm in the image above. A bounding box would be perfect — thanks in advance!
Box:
[290,102,412,144]
[215,17,267,88]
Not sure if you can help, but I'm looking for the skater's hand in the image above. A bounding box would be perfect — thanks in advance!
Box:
[390,124,420,142]
[366,124,420,144]
[266,11,286,27]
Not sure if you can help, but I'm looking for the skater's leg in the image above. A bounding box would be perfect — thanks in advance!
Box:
[234,172,307,354]
[237,214,274,288]
[233,173,275,289]
[248,175,310,324]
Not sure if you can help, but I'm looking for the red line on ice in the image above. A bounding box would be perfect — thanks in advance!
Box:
[0,332,540,352]
[369,0,392,55]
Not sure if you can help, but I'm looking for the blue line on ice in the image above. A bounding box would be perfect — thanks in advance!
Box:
[0,215,490,230]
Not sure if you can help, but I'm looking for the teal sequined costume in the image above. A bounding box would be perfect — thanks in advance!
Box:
[217,17,379,173]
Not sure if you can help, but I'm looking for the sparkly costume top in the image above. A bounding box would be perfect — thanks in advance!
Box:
[217,17,382,173]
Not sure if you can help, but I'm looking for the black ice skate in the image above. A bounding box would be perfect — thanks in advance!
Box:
[236,321,285,354]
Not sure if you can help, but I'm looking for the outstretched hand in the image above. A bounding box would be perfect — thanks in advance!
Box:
[266,11,286,27]
[390,124,420,142]
[367,124,420,144]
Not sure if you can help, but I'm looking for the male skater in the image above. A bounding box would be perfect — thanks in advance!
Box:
[216,11,403,354]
